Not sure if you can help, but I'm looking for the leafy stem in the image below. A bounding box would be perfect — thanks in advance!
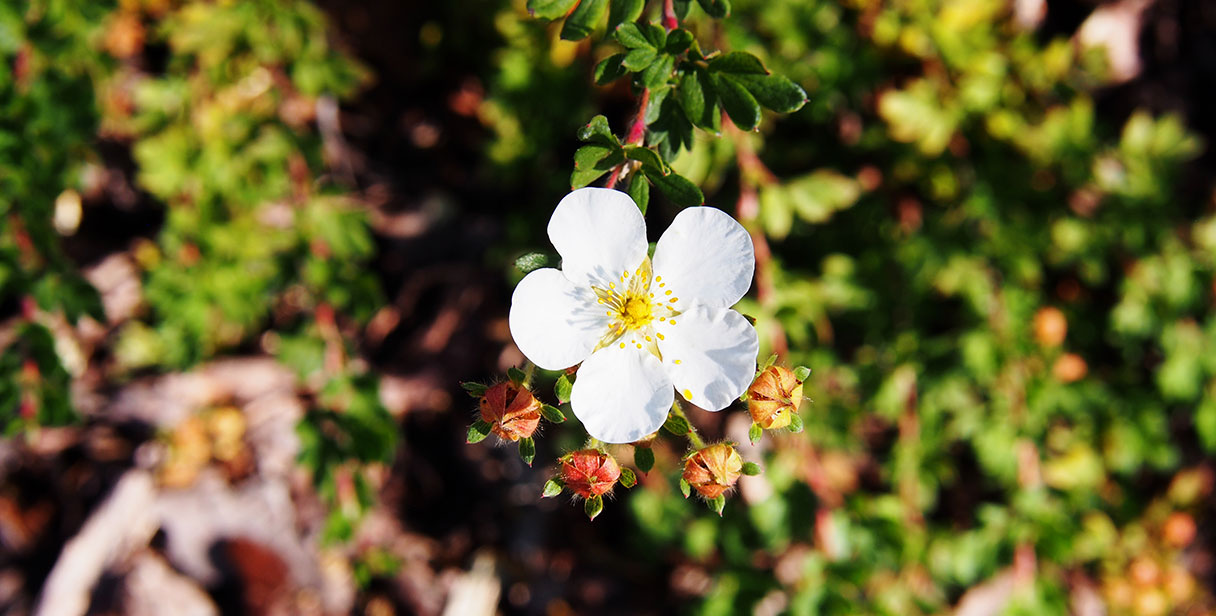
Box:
[671,399,705,449]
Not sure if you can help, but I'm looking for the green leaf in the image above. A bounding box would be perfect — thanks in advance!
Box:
[585,494,604,520]
[741,461,762,476]
[519,437,536,466]
[679,478,691,498]
[663,412,690,435]
[622,47,658,71]
[644,168,704,206]
[528,0,580,20]
[695,0,731,18]
[467,420,493,444]
[677,70,706,127]
[578,115,620,145]
[642,23,667,48]
[571,144,624,188]
[731,73,807,113]
[620,467,637,488]
[794,366,811,382]
[541,404,567,423]
[761,354,778,371]
[672,0,691,19]
[789,412,804,433]
[641,53,675,89]
[554,373,574,403]
[515,252,556,274]
[665,29,694,54]
[749,422,763,445]
[461,382,489,397]
[644,86,672,126]
[627,172,650,214]
[715,74,762,130]
[624,145,668,174]
[708,494,726,515]
[634,446,655,474]
[607,0,645,31]
[614,22,653,49]
[594,53,628,85]
[542,478,564,498]
[561,0,609,40]
[708,51,767,75]
[507,366,527,385]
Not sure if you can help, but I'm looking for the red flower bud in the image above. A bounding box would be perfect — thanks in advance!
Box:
[478,382,542,442]
[682,443,743,499]
[559,449,620,499]
[747,366,804,430]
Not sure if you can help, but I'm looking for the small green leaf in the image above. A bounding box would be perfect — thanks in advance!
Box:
[542,478,564,498]
[715,74,761,131]
[789,412,804,433]
[663,412,690,435]
[594,53,628,85]
[585,494,604,520]
[571,144,624,188]
[748,422,762,445]
[644,85,672,125]
[614,22,653,49]
[672,0,691,19]
[528,0,580,20]
[555,373,574,403]
[561,0,609,40]
[642,23,667,48]
[622,47,658,71]
[665,29,694,54]
[695,0,731,18]
[577,115,620,145]
[731,73,807,113]
[515,252,556,274]
[761,354,779,371]
[541,404,567,423]
[507,366,527,385]
[634,446,655,474]
[607,0,645,31]
[627,172,650,214]
[708,51,767,75]
[741,461,762,476]
[624,145,668,174]
[641,53,675,89]
[644,168,704,206]
[519,437,536,466]
[467,420,493,444]
[677,70,706,127]
[461,382,489,397]
[793,366,811,382]
[620,467,637,488]
[708,494,726,516]
[679,478,691,498]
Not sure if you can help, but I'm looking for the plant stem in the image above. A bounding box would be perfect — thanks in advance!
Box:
[671,399,705,449]
[607,88,651,189]
[521,360,536,388]
[663,0,679,30]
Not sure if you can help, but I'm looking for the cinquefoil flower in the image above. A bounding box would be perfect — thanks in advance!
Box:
[509,188,759,443]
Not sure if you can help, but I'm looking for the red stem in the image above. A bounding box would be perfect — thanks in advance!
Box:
[663,0,679,30]
[606,88,651,189]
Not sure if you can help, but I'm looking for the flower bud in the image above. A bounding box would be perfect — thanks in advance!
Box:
[747,366,804,430]
[559,449,620,499]
[682,443,743,499]
[478,381,542,442]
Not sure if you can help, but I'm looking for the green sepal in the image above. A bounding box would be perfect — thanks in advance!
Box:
[515,251,556,274]
[695,0,731,18]
[715,74,761,131]
[634,446,655,474]
[663,412,690,435]
[585,494,604,520]
[742,461,762,476]
[528,0,579,20]
[708,494,726,516]
[542,478,564,498]
[748,422,763,445]
[607,0,645,31]
[789,412,804,433]
[594,53,628,85]
[708,50,768,75]
[507,366,527,386]
[541,404,567,423]
[518,437,536,466]
[794,366,811,382]
[730,73,807,113]
[467,420,493,444]
[627,172,650,214]
[679,477,691,498]
[620,467,637,488]
[760,354,778,371]
[644,167,704,206]
[461,382,489,397]
[741,313,757,325]
[554,373,574,403]
[561,0,609,40]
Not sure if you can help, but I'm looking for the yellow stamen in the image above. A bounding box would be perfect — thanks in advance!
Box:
[683,389,693,400]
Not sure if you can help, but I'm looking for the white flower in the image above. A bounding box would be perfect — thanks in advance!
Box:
[509,188,759,443]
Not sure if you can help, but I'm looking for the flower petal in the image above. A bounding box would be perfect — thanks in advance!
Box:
[509,268,610,370]
[656,302,759,411]
[548,188,649,288]
[570,344,673,443]
[652,206,754,310]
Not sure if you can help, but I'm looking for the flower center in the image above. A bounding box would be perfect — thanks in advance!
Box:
[590,257,681,354]
[621,296,652,329]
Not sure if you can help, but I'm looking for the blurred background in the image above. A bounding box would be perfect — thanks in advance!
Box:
[3,0,1216,614]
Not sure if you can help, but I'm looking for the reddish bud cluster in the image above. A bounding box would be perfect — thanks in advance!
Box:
[478,382,542,442]
[682,443,743,499]
[747,366,804,429]
[559,449,620,499]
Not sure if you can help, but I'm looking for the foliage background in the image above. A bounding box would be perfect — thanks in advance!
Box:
[2,0,1215,614]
